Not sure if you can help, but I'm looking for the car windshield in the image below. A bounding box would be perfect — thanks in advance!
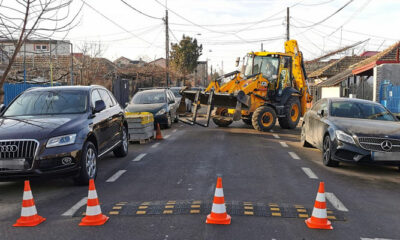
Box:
[131,91,166,104]
[330,101,395,121]
[3,90,88,116]
[170,89,181,98]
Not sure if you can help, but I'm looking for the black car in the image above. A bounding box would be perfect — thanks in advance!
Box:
[125,89,178,128]
[0,86,128,184]
[301,98,400,168]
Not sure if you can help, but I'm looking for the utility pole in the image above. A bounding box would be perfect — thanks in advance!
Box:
[164,10,169,87]
[286,7,290,41]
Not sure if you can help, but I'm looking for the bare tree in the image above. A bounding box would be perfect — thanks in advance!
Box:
[78,42,108,85]
[0,0,82,100]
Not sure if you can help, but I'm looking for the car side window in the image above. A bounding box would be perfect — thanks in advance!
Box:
[91,90,102,108]
[98,89,114,109]
[167,91,174,102]
[107,91,118,106]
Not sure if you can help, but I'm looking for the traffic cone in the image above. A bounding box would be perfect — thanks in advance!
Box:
[155,123,163,140]
[305,182,333,230]
[13,180,46,227]
[206,177,231,225]
[79,179,109,226]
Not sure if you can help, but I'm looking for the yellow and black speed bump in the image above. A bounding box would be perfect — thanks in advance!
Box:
[73,200,346,221]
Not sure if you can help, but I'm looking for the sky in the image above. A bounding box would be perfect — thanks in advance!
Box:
[61,0,400,73]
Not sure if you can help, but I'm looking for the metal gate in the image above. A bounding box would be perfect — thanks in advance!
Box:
[3,83,55,106]
[379,79,400,114]
[112,78,130,108]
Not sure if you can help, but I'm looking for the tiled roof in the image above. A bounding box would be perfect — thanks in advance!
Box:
[308,56,368,78]
[350,41,400,69]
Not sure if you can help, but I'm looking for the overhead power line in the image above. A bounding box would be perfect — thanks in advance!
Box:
[120,0,162,20]
[81,0,154,46]
[294,0,354,28]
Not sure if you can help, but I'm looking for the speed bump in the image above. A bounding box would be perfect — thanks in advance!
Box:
[73,200,346,221]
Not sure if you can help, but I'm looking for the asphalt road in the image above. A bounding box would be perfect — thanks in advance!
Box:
[1,119,400,240]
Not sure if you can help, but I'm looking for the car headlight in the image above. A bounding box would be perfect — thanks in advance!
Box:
[335,130,355,144]
[46,134,77,148]
[156,108,166,116]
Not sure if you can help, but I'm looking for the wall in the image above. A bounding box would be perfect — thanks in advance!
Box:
[376,64,400,101]
[0,41,70,58]
[321,87,340,98]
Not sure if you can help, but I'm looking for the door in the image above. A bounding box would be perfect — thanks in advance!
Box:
[98,89,121,150]
[313,99,328,149]
[166,91,177,120]
[90,89,109,154]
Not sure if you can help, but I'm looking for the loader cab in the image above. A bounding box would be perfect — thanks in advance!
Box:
[244,53,279,83]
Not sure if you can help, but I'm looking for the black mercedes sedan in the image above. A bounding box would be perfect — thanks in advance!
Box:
[0,86,128,184]
[301,98,400,168]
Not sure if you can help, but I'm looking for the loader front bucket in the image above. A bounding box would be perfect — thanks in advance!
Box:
[181,90,249,109]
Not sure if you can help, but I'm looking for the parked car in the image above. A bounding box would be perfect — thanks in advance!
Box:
[125,88,178,128]
[169,87,183,104]
[301,98,400,169]
[0,86,128,184]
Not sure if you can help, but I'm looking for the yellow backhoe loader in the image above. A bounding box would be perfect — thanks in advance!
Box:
[179,39,312,132]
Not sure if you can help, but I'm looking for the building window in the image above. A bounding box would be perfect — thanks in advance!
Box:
[35,44,49,52]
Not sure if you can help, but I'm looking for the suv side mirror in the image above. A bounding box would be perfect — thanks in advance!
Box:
[169,99,175,104]
[0,104,5,113]
[93,100,106,113]
[317,109,325,117]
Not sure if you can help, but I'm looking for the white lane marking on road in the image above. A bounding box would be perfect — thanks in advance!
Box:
[133,153,147,162]
[270,129,274,132]
[288,152,300,160]
[61,197,87,216]
[301,167,318,179]
[279,141,288,148]
[361,238,395,240]
[273,134,280,139]
[326,192,349,212]
[106,170,127,183]
[172,129,178,133]
[151,142,160,148]
[164,134,170,139]
[177,179,183,184]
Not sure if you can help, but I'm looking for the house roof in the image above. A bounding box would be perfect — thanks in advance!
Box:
[0,39,70,44]
[315,69,352,87]
[308,56,368,78]
[350,41,400,74]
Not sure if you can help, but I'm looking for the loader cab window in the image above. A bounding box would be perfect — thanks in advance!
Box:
[244,54,279,82]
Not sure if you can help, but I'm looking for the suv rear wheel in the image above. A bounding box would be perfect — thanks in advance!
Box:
[74,141,97,185]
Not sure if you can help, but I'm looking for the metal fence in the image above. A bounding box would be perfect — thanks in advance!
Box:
[379,80,400,114]
[3,83,55,106]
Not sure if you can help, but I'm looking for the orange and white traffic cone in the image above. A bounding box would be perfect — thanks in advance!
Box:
[305,182,333,230]
[13,180,46,227]
[79,179,109,226]
[206,177,231,225]
[155,123,163,140]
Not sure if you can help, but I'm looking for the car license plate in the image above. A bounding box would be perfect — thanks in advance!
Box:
[0,159,26,170]
[372,152,400,161]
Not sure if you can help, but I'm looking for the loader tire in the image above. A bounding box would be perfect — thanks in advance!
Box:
[252,106,276,132]
[212,108,233,127]
[278,97,301,129]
